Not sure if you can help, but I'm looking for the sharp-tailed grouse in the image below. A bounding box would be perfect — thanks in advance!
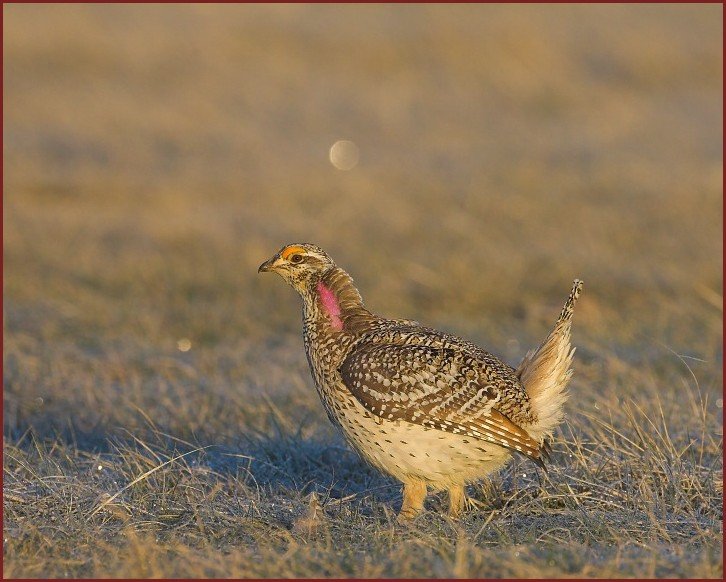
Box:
[259,243,582,519]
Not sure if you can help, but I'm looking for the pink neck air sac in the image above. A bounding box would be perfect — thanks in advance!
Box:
[316,282,344,331]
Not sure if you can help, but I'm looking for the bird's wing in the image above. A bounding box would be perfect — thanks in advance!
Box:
[339,342,544,465]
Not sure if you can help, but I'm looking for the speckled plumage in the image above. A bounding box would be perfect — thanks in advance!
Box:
[259,243,582,518]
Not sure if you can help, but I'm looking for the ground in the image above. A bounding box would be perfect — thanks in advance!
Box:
[3,4,723,578]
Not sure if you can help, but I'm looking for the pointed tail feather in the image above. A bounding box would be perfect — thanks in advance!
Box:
[517,279,583,442]
[555,279,583,328]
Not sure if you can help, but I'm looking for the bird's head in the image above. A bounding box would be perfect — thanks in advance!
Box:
[258,243,336,293]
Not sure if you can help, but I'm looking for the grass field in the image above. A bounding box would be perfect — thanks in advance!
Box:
[3,4,723,578]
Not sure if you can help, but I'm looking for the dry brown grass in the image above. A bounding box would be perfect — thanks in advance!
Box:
[3,4,723,578]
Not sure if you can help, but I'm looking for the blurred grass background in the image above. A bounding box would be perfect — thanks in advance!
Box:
[3,4,723,578]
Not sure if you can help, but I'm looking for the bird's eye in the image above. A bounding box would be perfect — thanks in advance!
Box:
[290,254,304,264]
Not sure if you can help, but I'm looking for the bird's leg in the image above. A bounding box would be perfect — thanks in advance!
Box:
[398,479,427,521]
[448,485,487,517]
[448,485,465,518]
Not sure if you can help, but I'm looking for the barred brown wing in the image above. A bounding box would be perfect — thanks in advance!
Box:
[338,342,544,464]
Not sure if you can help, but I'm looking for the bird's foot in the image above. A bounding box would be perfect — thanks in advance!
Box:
[464,495,487,511]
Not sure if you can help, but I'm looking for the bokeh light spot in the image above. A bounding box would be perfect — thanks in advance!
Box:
[329,140,359,170]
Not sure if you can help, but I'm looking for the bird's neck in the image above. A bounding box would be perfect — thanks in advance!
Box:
[303,267,373,334]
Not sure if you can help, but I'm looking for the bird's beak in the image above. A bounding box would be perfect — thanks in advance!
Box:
[258,255,278,273]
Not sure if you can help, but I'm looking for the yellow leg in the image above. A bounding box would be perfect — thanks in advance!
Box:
[448,485,465,518]
[398,479,427,520]
[449,485,486,518]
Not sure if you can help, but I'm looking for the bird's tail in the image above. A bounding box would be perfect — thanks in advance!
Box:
[516,279,583,443]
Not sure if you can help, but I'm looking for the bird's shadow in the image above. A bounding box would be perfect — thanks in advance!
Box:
[205,432,402,512]
[6,399,400,505]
